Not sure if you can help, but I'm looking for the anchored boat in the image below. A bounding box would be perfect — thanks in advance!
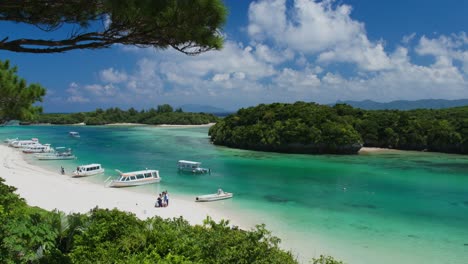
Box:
[177,160,210,174]
[73,164,104,177]
[35,147,76,160]
[69,131,80,138]
[9,138,39,148]
[195,189,233,202]
[23,144,54,154]
[107,169,161,187]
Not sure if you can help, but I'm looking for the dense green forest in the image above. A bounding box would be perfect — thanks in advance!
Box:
[0,177,301,263]
[33,105,219,125]
[209,102,468,155]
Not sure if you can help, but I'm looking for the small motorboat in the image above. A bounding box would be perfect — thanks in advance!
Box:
[177,160,210,174]
[69,131,80,138]
[4,137,18,144]
[73,164,104,177]
[106,169,161,187]
[23,144,54,154]
[195,189,233,202]
[35,147,76,160]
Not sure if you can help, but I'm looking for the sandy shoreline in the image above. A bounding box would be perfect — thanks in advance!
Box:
[0,144,246,228]
[101,122,216,127]
[358,147,402,153]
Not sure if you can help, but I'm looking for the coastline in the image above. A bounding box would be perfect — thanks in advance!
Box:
[0,144,248,228]
[104,122,216,127]
[358,147,402,154]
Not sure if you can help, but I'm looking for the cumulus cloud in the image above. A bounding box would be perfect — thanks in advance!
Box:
[248,0,391,71]
[416,33,468,73]
[99,68,128,83]
[67,95,90,103]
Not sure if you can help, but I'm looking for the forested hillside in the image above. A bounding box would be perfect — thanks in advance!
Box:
[33,105,219,125]
[209,102,468,155]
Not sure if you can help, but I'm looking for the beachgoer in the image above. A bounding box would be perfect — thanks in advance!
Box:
[60,166,65,175]
[164,191,169,206]
[157,194,163,208]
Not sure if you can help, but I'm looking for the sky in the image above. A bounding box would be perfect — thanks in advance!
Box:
[1,0,468,112]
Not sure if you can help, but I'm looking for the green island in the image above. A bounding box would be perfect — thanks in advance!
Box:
[0,177,344,264]
[209,102,468,155]
[33,106,219,126]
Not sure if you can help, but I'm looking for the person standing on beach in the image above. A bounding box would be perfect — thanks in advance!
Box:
[60,166,65,175]
[164,191,169,207]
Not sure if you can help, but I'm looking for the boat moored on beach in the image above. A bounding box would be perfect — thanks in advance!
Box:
[107,169,161,187]
[4,137,18,144]
[195,189,233,202]
[22,144,54,154]
[35,147,76,160]
[9,138,39,148]
[73,164,104,177]
[177,160,210,174]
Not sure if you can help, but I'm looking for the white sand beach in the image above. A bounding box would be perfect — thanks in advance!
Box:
[359,147,402,153]
[104,122,216,127]
[0,145,245,227]
[157,122,216,128]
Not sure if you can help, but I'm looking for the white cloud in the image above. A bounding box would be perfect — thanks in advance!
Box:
[416,34,468,74]
[84,84,118,97]
[212,73,230,82]
[99,68,128,83]
[67,95,90,103]
[248,0,392,71]
[274,68,321,92]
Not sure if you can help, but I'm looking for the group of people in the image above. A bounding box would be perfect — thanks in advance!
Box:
[155,191,169,208]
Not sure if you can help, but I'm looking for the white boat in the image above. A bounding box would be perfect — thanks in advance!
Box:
[107,169,161,188]
[195,189,233,202]
[9,138,39,148]
[22,144,54,154]
[69,131,80,138]
[35,147,76,160]
[177,160,210,174]
[4,137,18,144]
[73,164,104,177]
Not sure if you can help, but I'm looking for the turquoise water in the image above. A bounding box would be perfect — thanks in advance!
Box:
[1,125,468,263]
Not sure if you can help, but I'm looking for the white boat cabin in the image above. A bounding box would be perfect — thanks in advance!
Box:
[69,131,80,137]
[23,144,53,153]
[10,138,40,148]
[177,160,210,174]
[73,164,104,177]
[108,169,161,187]
[35,147,76,160]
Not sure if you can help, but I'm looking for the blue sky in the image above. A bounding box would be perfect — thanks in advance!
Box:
[1,0,467,112]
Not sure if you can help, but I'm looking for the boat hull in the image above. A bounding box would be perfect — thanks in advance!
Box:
[72,169,105,177]
[108,177,161,188]
[195,193,233,202]
[36,155,76,160]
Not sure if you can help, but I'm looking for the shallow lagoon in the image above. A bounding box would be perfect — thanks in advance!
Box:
[1,125,468,264]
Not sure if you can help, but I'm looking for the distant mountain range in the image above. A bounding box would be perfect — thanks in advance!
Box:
[179,104,229,114]
[335,99,468,110]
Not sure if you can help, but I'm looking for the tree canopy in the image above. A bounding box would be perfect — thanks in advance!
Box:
[33,106,219,125]
[0,0,227,54]
[0,60,46,124]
